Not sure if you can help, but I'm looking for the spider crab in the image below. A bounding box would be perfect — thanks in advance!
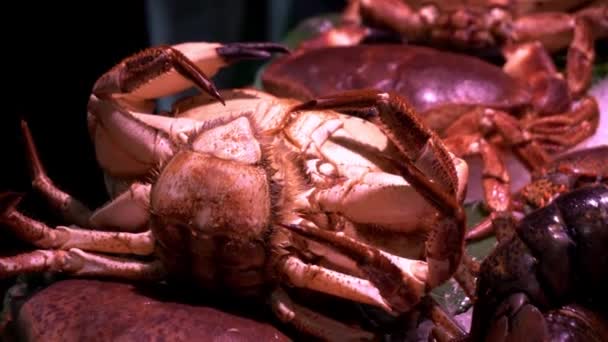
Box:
[0,41,470,340]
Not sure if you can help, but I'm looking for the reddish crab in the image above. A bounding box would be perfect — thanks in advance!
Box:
[261,43,600,236]
[467,144,608,240]
[519,144,608,206]
[328,0,607,98]
[0,42,471,340]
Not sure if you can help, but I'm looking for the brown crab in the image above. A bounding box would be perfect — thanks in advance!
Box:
[328,0,607,99]
[261,43,600,240]
[0,42,470,340]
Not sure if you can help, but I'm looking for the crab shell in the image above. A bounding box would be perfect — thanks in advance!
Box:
[261,44,531,124]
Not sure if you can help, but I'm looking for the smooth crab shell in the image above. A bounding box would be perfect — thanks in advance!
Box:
[262,44,532,114]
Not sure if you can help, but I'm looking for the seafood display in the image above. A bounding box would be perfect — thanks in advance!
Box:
[327,0,607,96]
[2,5,607,342]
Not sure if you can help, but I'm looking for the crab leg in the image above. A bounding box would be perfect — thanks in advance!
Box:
[439,107,550,240]
[503,42,572,113]
[279,255,395,313]
[0,193,154,256]
[342,0,425,40]
[292,89,461,200]
[93,44,222,107]
[294,91,461,204]
[524,96,600,153]
[20,120,151,231]
[422,297,467,341]
[466,204,523,242]
[270,288,374,341]
[507,13,596,98]
[443,133,510,213]
[88,95,177,177]
[445,106,552,171]
[89,44,218,176]
[280,220,480,327]
[524,96,599,132]
[566,17,595,97]
[280,223,427,313]
[295,0,424,51]
[448,98,596,241]
[20,120,92,227]
[0,249,164,281]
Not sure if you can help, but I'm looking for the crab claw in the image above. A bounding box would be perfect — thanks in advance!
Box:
[92,41,289,111]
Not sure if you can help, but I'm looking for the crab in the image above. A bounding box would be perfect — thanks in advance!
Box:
[466,144,608,240]
[261,43,600,242]
[327,0,608,99]
[0,41,471,340]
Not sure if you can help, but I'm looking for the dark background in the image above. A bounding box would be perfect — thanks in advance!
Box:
[1,1,346,217]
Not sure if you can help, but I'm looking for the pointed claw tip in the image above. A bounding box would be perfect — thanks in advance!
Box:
[203,84,225,106]
[213,92,226,106]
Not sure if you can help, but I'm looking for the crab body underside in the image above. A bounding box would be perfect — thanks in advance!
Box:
[0,42,469,341]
